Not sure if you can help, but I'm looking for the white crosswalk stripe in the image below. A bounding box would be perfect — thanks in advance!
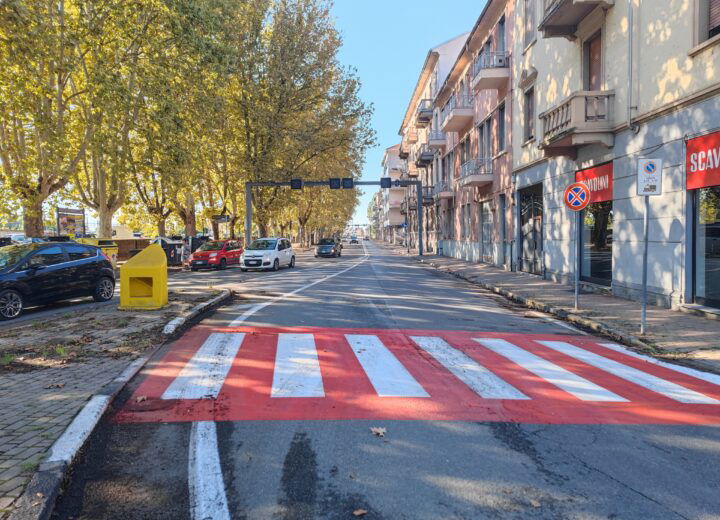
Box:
[539,341,720,404]
[271,333,325,397]
[476,338,627,402]
[162,333,245,400]
[412,336,528,400]
[346,334,429,397]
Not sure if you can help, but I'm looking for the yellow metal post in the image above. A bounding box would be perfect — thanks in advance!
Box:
[119,244,168,310]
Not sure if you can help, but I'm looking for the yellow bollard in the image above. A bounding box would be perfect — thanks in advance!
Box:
[119,244,168,310]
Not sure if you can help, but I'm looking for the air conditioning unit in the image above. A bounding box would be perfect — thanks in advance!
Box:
[491,54,508,68]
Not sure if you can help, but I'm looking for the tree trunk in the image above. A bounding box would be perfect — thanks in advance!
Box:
[157,219,166,237]
[23,199,45,238]
[184,192,197,236]
[229,216,237,239]
[97,206,114,238]
[211,221,220,239]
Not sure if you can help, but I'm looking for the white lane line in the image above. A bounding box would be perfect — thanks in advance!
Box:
[598,343,720,387]
[411,336,528,400]
[476,338,626,402]
[271,333,324,397]
[539,341,720,404]
[346,335,429,397]
[162,333,244,400]
[228,254,369,326]
[189,421,231,520]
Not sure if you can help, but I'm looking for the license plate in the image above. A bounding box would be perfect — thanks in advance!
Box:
[194,261,206,265]
[247,260,260,266]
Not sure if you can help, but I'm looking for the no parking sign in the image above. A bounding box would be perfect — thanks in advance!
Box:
[563,182,591,211]
[637,158,663,196]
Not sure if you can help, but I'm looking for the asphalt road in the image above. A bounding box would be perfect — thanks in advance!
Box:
[52,241,720,520]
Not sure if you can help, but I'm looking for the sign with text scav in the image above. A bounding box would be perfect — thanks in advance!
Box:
[687,130,720,190]
[637,158,663,196]
[564,183,591,211]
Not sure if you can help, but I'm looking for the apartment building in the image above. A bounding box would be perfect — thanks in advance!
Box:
[511,0,720,308]
[379,144,406,244]
[432,0,514,268]
[398,34,468,254]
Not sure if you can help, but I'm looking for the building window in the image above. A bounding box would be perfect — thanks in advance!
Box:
[711,0,720,37]
[497,103,506,152]
[524,0,535,48]
[497,16,506,53]
[524,87,535,142]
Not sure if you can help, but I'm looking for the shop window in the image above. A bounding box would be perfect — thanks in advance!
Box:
[581,202,613,286]
[695,187,720,307]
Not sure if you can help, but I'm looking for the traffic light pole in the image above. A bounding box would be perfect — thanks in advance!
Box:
[244,179,424,255]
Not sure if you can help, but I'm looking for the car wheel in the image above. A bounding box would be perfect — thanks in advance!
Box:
[219,258,227,270]
[0,289,23,320]
[272,259,280,271]
[290,256,295,268]
[92,277,115,302]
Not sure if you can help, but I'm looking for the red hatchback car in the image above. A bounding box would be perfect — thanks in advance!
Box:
[188,240,243,271]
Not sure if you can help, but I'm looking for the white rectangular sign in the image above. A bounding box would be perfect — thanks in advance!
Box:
[637,158,663,196]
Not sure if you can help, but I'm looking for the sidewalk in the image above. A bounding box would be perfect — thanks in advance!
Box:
[379,242,720,374]
[0,288,230,519]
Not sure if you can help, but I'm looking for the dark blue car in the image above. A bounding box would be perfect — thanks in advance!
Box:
[0,242,115,320]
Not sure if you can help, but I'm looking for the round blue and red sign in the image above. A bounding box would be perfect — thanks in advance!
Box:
[564,182,590,211]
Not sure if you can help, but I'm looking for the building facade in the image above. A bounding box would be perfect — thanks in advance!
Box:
[380,145,406,244]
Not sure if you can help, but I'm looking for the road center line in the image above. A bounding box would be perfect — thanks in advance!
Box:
[188,421,231,520]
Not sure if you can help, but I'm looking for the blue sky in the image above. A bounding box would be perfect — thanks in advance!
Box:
[331,0,486,225]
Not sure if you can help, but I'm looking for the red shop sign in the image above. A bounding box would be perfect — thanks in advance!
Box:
[687,130,720,190]
[575,162,613,203]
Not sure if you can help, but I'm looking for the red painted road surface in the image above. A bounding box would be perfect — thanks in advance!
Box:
[114,326,720,425]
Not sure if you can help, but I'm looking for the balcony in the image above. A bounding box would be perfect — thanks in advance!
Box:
[459,158,493,187]
[422,186,434,206]
[406,128,418,144]
[407,162,419,177]
[434,180,454,200]
[415,99,433,127]
[471,51,510,91]
[440,93,474,133]
[428,131,446,151]
[539,90,614,158]
[415,144,434,167]
[398,143,409,159]
[388,199,402,209]
[539,0,614,40]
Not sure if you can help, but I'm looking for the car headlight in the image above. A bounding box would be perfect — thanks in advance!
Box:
[209,252,218,258]
[263,253,270,261]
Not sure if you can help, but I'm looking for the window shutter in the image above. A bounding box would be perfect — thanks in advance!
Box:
[711,0,720,30]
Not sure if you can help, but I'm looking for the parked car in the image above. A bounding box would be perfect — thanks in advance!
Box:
[315,238,342,258]
[241,238,295,271]
[350,236,359,244]
[0,242,115,320]
[188,240,243,271]
[363,236,369,241]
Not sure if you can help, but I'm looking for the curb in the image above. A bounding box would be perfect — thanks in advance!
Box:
[8,289,233,520]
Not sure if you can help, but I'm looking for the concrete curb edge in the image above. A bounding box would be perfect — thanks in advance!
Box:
[8,289,233,520]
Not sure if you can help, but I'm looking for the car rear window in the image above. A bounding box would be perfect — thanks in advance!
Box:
[199,241,224,251]
[66,244,94,260]
[249,240,277,250]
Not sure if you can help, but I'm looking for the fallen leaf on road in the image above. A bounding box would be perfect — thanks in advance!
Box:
[45,383,65,389]
[135,395,147,403]
[529,499,541,508]
[348,473,356,479]
[370,427,386,437]
[353,509,368,517]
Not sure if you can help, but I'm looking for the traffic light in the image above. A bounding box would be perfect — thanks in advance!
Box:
[290,178,303,190]
[380,177,391,189]
[342,178,354,189]
[329,178,341,189]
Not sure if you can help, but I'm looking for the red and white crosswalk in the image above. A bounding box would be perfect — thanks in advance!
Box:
[114,326,720,425]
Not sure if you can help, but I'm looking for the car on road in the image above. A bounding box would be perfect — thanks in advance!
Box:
[315,238,342,258]
[241,238,295,271]
[0,242,115,320]
[350,236,359,244]
[188,240,243,271]
[363,236,369,241]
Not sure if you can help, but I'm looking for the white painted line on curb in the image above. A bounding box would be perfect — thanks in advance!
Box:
[189,421,231,520]
[46,395,111,465]
[539,341,720,404]
[476,338,626,402]
[346,335,428,397]
[271,333,324,397]
[228,254,369,326]
[162,333,245,400]
[598,343,720,387]
[412,336,527,400]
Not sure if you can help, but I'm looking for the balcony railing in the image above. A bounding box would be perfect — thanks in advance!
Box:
[471,51,511,91]
[434,179,454,199]
[460,158,492,179]
[415,144,434,166]
[539,90,614,156]
[539,0,614,39]
[440,92,474,133]
[472,51,510,78]
[416,99,433,127]
[428,130,447,150]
